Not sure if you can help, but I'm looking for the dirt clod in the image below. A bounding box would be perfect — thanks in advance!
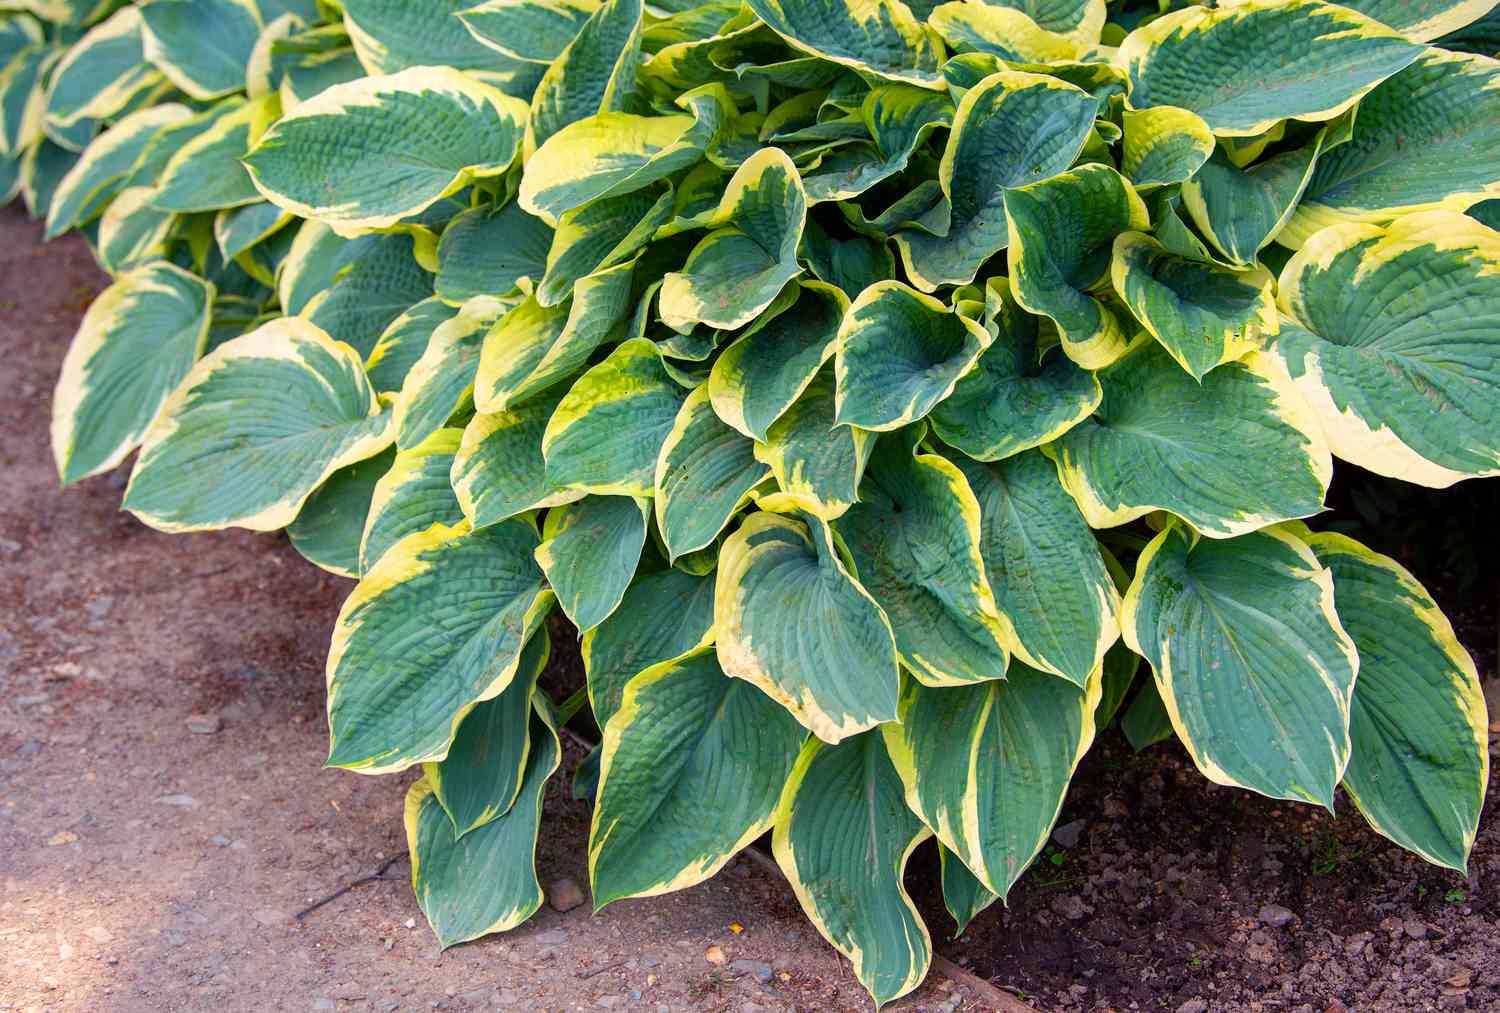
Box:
[547,877,586,913]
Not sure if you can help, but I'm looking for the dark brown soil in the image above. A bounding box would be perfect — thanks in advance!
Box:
[3,204,1498,1013]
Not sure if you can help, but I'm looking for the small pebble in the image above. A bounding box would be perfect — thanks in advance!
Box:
[730,959,773,984]
[1258,904,1295,928]
[46,830,78,846]
[1404,919,1428,939]
[312,999,336,1011]
[1052,818,1087,849]
[155,794,198,808]
[533,928,568,946]
[704,944,727,966]
[85,926,113,943]
[1177,1000,1208,1013]
[547,877,586,913]
[186,713,223,735]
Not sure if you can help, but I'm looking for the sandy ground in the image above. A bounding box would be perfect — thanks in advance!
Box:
[3,205,1500,1013]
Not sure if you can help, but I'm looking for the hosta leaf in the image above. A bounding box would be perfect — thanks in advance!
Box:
[928,277,1100,462]
[753,367,871,520]
[799,216,895,297]
[51,260,213,485]
[286,446,394,578]
[327,518,553,773]
[582,566,716,728]
[95,186,174,273]
[306,232,436,360]
[341,0,541,85]
[708,280,846,441]
[1339,0,1496,43]
[423,626,548,838]
[838,429,1010,686]
[245,67,528,232]
[21,141,78,220]
[537,185,668,308]
[978,0,1104,44]
[123,318,394,532]
[744,0,941,88]
[44,7,162,129]
[474,262,636,413]
[139,0,261,101]
[405,703,559,946]
[360,429,466,573]
[365,297,460,395]
[799,84,951,204]
[894,70,1097,291]
[927,3,1078,63]
[1268,212,1500,487]
[1120,105,1213,189]
[542,337,689,496]
[655,387,769,561]
[392,298,505,450]
[45,103,190,239]
[451,389,582,529]
[527,0,641,152]
[1005,163,1150,369]
[0,45,49,156]
[1046,341,1330,538]
[1117,0,1420,137]
[1120,676,1175,752]
[0,13,42,69]
[772,733,931,1008]
[458,0,601,64]
[1094,638,1141,731]
[716,506,898,742]
[884,663,1098,899]
[1304,531,1488,872]
[535,494,648,632]
[214,200,292,266]
[659,146,806,332]
[591,648,805,906]
[518,82,731,224]
[1122,522,1358,807]
[1111,231,1277,380]
[154,94,278,213]
[1283,50,1500,246]
[1180,138,1331,267]
[436,200,554,306]
[835,280,990,431]
[957,451,1118,688]
[938,843,997,935]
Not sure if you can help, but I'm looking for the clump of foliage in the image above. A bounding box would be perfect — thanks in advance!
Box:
[15,0,1500,1003]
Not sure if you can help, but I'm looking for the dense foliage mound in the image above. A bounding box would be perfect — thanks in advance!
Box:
[12,0,1500,1003]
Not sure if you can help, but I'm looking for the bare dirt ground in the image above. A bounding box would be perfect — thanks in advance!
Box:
[2,204,1499,1013]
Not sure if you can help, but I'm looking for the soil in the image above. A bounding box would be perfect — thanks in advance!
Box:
[2,204,1499,1013]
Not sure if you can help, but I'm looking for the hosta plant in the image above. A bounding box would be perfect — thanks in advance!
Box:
[21,0,1500,1004]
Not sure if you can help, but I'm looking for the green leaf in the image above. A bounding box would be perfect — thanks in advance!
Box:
[94,185,175,273]
[927,277,1100,462]
[286,446,396,578]
[838,429,1010,686]
[123,317,394,532]
[534,494,648,631]
[139,0,261,101]
[214,200,292,266]
[1268,212,1500,487]
[1339,0,1496,44]
[1110,231,1277,380]
[581,566,716,728]
[392,297,505,450]
[451,389,583,530]
[518,82,731,224]
[1120,105,1213,188]
[957,451,1118,688]
[707,280,845,444]
[938,843,997,935]
[45,103,190,239]
[716,505,898,742]
[772,732,932,1008]
[655,386,769,561]
[52,260,213,484]
[1304,530,1488,872]
[153,94,278,213]
[884,663,1098,899]
[0,45,49,156]
[754,366,872,520]
[1046,339,1331,539]
[542,337,689,496]
[1004,163,1150,369]
[537,185,668,307]
[590,648,806,906]
[342,0,543,85]
[306,232,436,360]
[245,67,529,231]
[436,200,554,306]
[423,626,549,838]
[927,3,1078,64]
[405,702,559,946]
[1120,677,1174,752]
[893,70,1098,291]
[834,280,990,431]
[1094,638,1141,731]
[800,83,952,204]
[743,0,943,88]
[1121,522,1358,807]
[458,0,601,64]
[360,428,466,573]
[1117,0,1420,137]
[44,7,163,129]
[659,146,806,332]
[527,0,641,152]
[365,297,460,395]
[327,518,553,773]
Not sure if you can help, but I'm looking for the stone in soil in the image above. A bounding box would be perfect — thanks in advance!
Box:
[186,712,223,734]
[730,959,774,983]
[1258,903,1295,927]
[547,877,586,912]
